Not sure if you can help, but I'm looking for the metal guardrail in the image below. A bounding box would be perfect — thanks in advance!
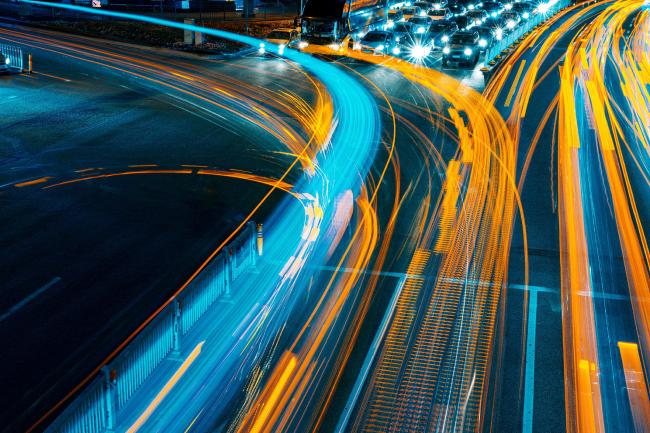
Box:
[0,43,24,72]
[484,0,571,65]
[44,221,260,433]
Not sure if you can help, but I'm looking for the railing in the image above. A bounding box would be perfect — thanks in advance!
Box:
[0,43,24,72]
[484,0,571,64]
[45,221,260,433]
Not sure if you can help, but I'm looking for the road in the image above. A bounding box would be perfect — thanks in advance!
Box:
[3,1,650,432]
[0,24,323,433]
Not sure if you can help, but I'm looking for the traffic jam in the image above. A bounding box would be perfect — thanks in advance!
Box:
[262,0,545,69]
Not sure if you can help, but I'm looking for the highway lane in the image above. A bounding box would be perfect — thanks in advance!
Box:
[481,2,612,432]
[0,24,327,433]
[483,1,650,431]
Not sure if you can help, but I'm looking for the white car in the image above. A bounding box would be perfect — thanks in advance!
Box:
[262,28,299,54]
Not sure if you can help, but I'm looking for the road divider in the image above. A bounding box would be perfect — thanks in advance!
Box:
[43,223,260,433]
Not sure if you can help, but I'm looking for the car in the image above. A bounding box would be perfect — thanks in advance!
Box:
[482,1,504,17]
[447,3,467,15]
[401,5,423,20]
[429,21,459,48]
[466,9,489,26]
[413,1,433,14]
[512,2,535,19]
[408,15,434,35]
[442,30,480,66]
[428,8,453,20]
[0,52,11,72]
[264,28,298,47]
[428,0,448,10]
[501,11,521,30]
[473,25,495,50]
[450,15,471,30]
[386,9,405,29]
[353,30,395,55]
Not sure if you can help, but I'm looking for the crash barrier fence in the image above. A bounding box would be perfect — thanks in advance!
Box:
[484,0,571,64]
[0,43,23,72]
[45,221,260,433]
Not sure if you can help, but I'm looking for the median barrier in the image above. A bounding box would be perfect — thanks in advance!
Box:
[44,222,260,433]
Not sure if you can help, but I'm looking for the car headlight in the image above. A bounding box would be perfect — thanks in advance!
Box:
[504,3,512,9]
[522,12,530,19]
[298,41,309,49]
[376,44,385,51]
[392,46,401,55]
[353,42,362,50]
[4,57,9,65]
[417,26,426,34]
[507,19,516,28]
[475,19,482,25]
[491,11,497,17]
[419,11,427,16]
[411,44,430,59]
[441,35,449,42]
[538,2,549,14]
[464,47,473,55]
[396,36,401,42]
[258,43,266,54]
[443,46,451,54]
[479,39,487,47]
[468,4,475,9]
[495,28,503,39]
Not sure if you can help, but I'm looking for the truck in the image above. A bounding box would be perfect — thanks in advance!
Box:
[299,0,389,46]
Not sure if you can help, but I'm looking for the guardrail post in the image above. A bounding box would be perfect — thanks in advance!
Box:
[256,223,264,258]
[172,299,181,355]
[224,248,233,297]
[101,366,117,431]
[247,221,257,267]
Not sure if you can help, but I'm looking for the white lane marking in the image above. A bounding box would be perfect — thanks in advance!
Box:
[0,276,61,323]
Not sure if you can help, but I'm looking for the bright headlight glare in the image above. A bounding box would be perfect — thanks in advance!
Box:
[523,12,530,18]
[441,35,449,42]
[392,46,401,55]
[298,41,308,49]
[464,47,472,55]
[411,44,429,58]
[479,39,487,47]
[353,42,361,50]
[4,57,9,65]
[417,26,425,33]
[376,44,385,51]
[442,46,450,54]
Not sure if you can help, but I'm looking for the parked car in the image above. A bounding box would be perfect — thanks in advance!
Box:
[354,30,395,55]
[442,30,481,66]
[429,20,459,48]
[466,9,489,26]
[447,3,467,15]
[387,9,405,29]
[428,7,453,20]
[474,25,495,50]
[401,5,423,20]
[502,11,521,29]
[408,15,434,35]
[413,1,433,14]
[428,0,448,10]
[512,2,535,19]
[450,15,471,30]
[482,1,504,17]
